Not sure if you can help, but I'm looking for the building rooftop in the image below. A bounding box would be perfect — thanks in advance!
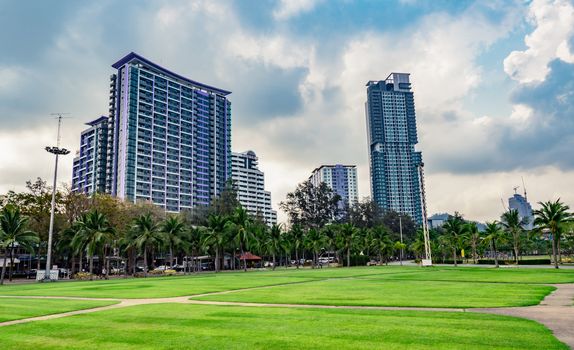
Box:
[85,116,108,127]
[112,52,231,96]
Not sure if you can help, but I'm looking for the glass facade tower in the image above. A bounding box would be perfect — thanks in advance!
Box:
[72,52,232,212]
[309,164,358,211]
[365,73,424,225]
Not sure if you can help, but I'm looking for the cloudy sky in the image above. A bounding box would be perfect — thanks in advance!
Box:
[1,0,573,223]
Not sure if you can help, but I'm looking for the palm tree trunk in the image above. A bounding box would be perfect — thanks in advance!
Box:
[492,241,499,268]
[472,241,477,264]
[8,244,14,282]
[89,255,94,280]
[347,247,351,267]
[0,248,8,285]
[295,249,299,269]
[552,231,559,269]
[143,246,148,277]
[452,248,457,267]
[557,235,562,265]
[170,245,174,268]
[241,243,247,272]
[272,254,276,271]
[215,248,220,272]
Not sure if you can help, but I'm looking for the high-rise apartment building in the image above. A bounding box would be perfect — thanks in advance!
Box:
[309,164,358,210]
[231,151,277,225]
[508,192,534,230]
[72,52,232,212]
[365,73,424,225]
[72,116,109,194]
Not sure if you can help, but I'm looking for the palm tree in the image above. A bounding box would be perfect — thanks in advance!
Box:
[533,199,573,269]
[394,241,407,265]
[370,225,393,264]
[289,224,305,268]
[130,213,162,277]
[71,210,115,279]
[160,215,186,268]
[463,222,481,264]
[0,205,38,285]
[500,209,527,263]
[203,214,228,272]
[227,207,253,272]
[304,228,325,268]
[337,223,359,267]
[265,224,283,270]
[187,226,204,273]
[442,213,465,267]
[483,222,506,268]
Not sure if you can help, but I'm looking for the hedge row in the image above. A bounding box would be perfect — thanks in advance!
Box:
[478,259,551,265]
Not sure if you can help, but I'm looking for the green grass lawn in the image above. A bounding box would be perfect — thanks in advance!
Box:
[0,304,565,350]
[0,273,319,299]
[194,278,554,308]
[0,298,118,323]
[368,267,574,284]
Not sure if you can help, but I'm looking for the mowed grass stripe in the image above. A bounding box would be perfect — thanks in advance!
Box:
[194,278,555,308]
[0,298,118,323]
[0,304,565,350]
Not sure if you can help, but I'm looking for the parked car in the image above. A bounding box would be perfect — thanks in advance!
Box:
[26,269,37,279]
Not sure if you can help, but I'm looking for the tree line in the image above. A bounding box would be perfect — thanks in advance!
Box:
[0,178,573,285]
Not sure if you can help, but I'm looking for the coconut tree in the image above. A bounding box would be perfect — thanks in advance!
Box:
[203,214,228,272]
[463,222,482,264]
[337,223,359,267]
[483,222,507,268]
[227,207,253,272]
[370,225,393,264]
[442,213,465,267]
[533,199,573,269]
[289,224,305,268]
[0,205,38,285]
[304,228,325,268]
[187,225,204,273]
[500,209,527,263]
[130,213,162,277]
[71,210,115,280]
[265,223,283,270]
[160,215,186,268]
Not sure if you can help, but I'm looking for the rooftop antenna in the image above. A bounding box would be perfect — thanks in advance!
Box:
[521,177,528,201]
[513,186,520,195]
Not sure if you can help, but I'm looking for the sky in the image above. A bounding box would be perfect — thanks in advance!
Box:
[0,0,573,224]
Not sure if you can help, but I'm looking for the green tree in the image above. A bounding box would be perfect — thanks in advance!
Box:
[500,209,527,263]
[265,224,283,270]
[289,224,305,268]
[130,214,162,277]
[0,205,38,284]
[463,222,482,264]
[483,222,507,268]
[160,215,186,268]
[533,199,573,269]
[304,228,325,268]
[71,210,115,279]
[370,225,393,264]
[280,180,341,230]
[203,214,228,272]
[442,213,465,266]
[337,223,359,267]
[227,207,253,272]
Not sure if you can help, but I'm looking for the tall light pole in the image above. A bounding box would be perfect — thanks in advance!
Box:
[43,114,70,281]
[418,163,432,266]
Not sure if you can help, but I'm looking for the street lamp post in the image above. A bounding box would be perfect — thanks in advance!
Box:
[43,115,70,281]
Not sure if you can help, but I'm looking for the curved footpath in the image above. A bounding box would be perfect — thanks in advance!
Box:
[471,284,574,349]
[0,283,572,348]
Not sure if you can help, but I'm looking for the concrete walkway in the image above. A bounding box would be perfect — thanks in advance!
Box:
[472,284,574,349]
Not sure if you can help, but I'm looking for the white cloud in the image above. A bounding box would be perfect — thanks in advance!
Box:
[273,0,322,20]
[504,0,574,83]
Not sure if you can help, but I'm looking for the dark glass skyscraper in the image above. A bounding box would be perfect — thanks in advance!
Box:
[365,73,424,224]
[72,52,232,212]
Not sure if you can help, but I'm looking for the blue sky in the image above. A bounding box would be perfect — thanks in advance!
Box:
[1,0,573,222]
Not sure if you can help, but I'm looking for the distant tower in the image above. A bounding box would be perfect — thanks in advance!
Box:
[508,181,534,230]
[365,73,424,225]
[309,164,359,211]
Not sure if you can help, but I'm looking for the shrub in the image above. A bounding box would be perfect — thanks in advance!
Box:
[73,272,95,280]
[164,269,177,276]
[149,269,164,275]
[349,255,370,266]
[477,259,551,265]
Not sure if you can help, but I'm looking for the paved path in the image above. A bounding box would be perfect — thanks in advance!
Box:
[1,282,572,349]
[472,284,574,349]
